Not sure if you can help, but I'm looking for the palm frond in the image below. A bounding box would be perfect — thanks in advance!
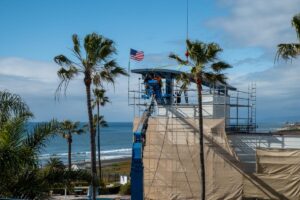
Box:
[110,66,128,77]
[84,33,98,65]
[175,73,192,90]
[205,72,228,85]
[185,40,223,66]
[187,40,208,64]
[92,88,110,108]
[93,114,108,128]
[0,91,33,124]
[169,53,188,65]
[103,59,118,70]
[205,42,223,62]
[84,33,115,66]
[96,65,127,86]
[95,72,113,87]
[72,34,82,61]
[54,33,126,102]
[96,38,116,63]
[55,66,79,99]
[58,120,86,137]
[211,61,232,72]
[191,66,201,78]
[44,157,65,171]
[170,39,229,88]
[276,43,300,61]
[276,13,300,61]
[24,120,59,154]
[292,13,300,40]
[54,55,73,67]
[8,169,49,199]
[0,117,28,175]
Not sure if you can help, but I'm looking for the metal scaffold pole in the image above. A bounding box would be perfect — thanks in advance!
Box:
[236,91,239,128]
[248,84,250,133]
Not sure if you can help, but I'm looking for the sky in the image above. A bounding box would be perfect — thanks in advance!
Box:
[0,0,299,123]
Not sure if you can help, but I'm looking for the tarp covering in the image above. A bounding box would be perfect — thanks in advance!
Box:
[135,111,300,200]
[142,117,243,200]
[243,173,300,200]
[256,148,300,175]
[244,148,300,200]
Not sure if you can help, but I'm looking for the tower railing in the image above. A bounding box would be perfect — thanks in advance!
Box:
[129,81,256,133]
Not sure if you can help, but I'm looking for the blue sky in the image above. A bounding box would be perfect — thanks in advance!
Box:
[0,0,300,123]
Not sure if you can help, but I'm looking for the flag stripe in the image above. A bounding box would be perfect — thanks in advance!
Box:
[130,49,144,61]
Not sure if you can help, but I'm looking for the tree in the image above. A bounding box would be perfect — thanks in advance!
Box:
[58,120,85,171]
[276,13,300,61]
[0,120,59,199]
[54,33,127,200]
[42,157,91,192]
[92,88,109,182]
[0,91,59,199]
[93,114,108,182]
[169,39,231,200]
[0,91,32,126]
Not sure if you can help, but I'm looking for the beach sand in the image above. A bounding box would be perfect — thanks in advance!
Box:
[77,157,131,169]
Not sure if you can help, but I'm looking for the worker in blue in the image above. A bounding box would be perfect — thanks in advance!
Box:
[153,74,164,104]
[143,73,152,96]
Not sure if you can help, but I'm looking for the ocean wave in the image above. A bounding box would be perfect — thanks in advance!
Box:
[101,148,131,154]
[39,148,132,162]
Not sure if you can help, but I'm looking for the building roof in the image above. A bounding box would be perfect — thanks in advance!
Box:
[131,68,236,91]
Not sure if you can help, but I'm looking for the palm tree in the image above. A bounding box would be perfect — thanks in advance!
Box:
[175,72,191,104]
[0,91,91,199]
[92,88,109,182]
[43,157,91,193]
[169,39,231,200]
[93,115,108,181]
[58,120,85,171]
[276,13,300,61]
[54,33,127,200]
[45,157,65,171]
[0,91,32,126]
[0,91,59,198]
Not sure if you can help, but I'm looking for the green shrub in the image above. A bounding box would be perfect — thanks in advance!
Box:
[119,182,130,195]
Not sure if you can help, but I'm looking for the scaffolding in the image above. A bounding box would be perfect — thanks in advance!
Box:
[226,83,257,133]
[129,68,300,200]
[128,68,250,199]
[129,77,257,133]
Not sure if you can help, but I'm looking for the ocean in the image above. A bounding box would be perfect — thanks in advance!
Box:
[34,122,133,165]
[33,121,284,165]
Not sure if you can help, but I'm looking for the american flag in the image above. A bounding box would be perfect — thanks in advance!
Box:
[130,48,144,61]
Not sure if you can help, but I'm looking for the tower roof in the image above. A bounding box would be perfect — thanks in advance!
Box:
[131,68,236,91]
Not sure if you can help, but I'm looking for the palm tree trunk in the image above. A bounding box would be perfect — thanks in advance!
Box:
[97,103,102,183]
[84,76,97,200]
[68,134,72,171]
[197,76,206,200]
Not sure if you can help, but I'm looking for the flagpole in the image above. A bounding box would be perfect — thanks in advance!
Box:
[128,54,131,106]
[186,0,189,62]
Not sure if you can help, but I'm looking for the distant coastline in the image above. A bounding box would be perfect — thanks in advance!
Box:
[30,122,133,165]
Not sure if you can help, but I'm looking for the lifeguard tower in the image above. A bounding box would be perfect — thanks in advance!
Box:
[129,67,300,200]
[129,68,260,200]
[129,68,256,132]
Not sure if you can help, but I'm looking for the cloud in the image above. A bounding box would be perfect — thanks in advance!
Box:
[1,53,299,123]
[229,59,300,121]
[0,57,133,122]
[209,0,300,48]
[0,57,58,83]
